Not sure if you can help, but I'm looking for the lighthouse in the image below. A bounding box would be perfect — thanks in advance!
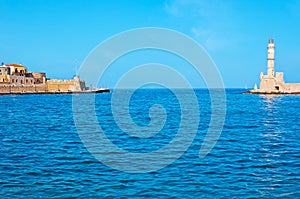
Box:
[267,36,275,77]
[249,37,300,94]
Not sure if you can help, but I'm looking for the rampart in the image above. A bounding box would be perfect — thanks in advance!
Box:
[0,84,47,94]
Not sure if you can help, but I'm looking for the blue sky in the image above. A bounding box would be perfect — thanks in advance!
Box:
[1,0,300,88]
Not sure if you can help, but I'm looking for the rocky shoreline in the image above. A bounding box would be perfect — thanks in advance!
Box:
[243,90,300,95]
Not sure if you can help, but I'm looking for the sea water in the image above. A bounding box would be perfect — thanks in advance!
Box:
[0,89,299,198]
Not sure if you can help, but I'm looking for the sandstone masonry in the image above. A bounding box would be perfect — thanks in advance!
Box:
[0,63,86,94]
[248,37,300,94]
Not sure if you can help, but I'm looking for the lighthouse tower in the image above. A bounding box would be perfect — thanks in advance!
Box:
[267,37,275,76]
[254,37,300,94]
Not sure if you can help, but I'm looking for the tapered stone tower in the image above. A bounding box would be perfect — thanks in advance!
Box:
[267,37,275,77]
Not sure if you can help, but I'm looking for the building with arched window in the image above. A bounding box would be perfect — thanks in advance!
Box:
[249,37,300,94]
[0,64,34,85]
[0,63,87,93]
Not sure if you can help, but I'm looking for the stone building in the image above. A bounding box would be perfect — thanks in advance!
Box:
[0,64,34,84]
[251,37,300,94]
[0,63,86,94]
[47,76,86,92]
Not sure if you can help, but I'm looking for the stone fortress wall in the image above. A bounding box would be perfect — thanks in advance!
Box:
[46,77,86,92]
[0,84,47,94]
[0,63,86,94]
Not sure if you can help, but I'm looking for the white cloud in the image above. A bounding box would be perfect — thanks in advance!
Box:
[191,27,228,51]
[191,27,211,37]
[165,0,239,51]
[164,1,179,16]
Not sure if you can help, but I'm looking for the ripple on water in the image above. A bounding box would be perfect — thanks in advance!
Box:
[0,90,299,198]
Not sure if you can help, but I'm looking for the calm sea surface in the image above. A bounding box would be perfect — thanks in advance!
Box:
[0,89,299,198]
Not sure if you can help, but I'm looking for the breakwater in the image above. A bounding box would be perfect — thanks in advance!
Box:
[0,84,109,95]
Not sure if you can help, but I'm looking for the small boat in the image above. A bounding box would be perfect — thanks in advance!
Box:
[254,83,258,90]
[94,88,110,93]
